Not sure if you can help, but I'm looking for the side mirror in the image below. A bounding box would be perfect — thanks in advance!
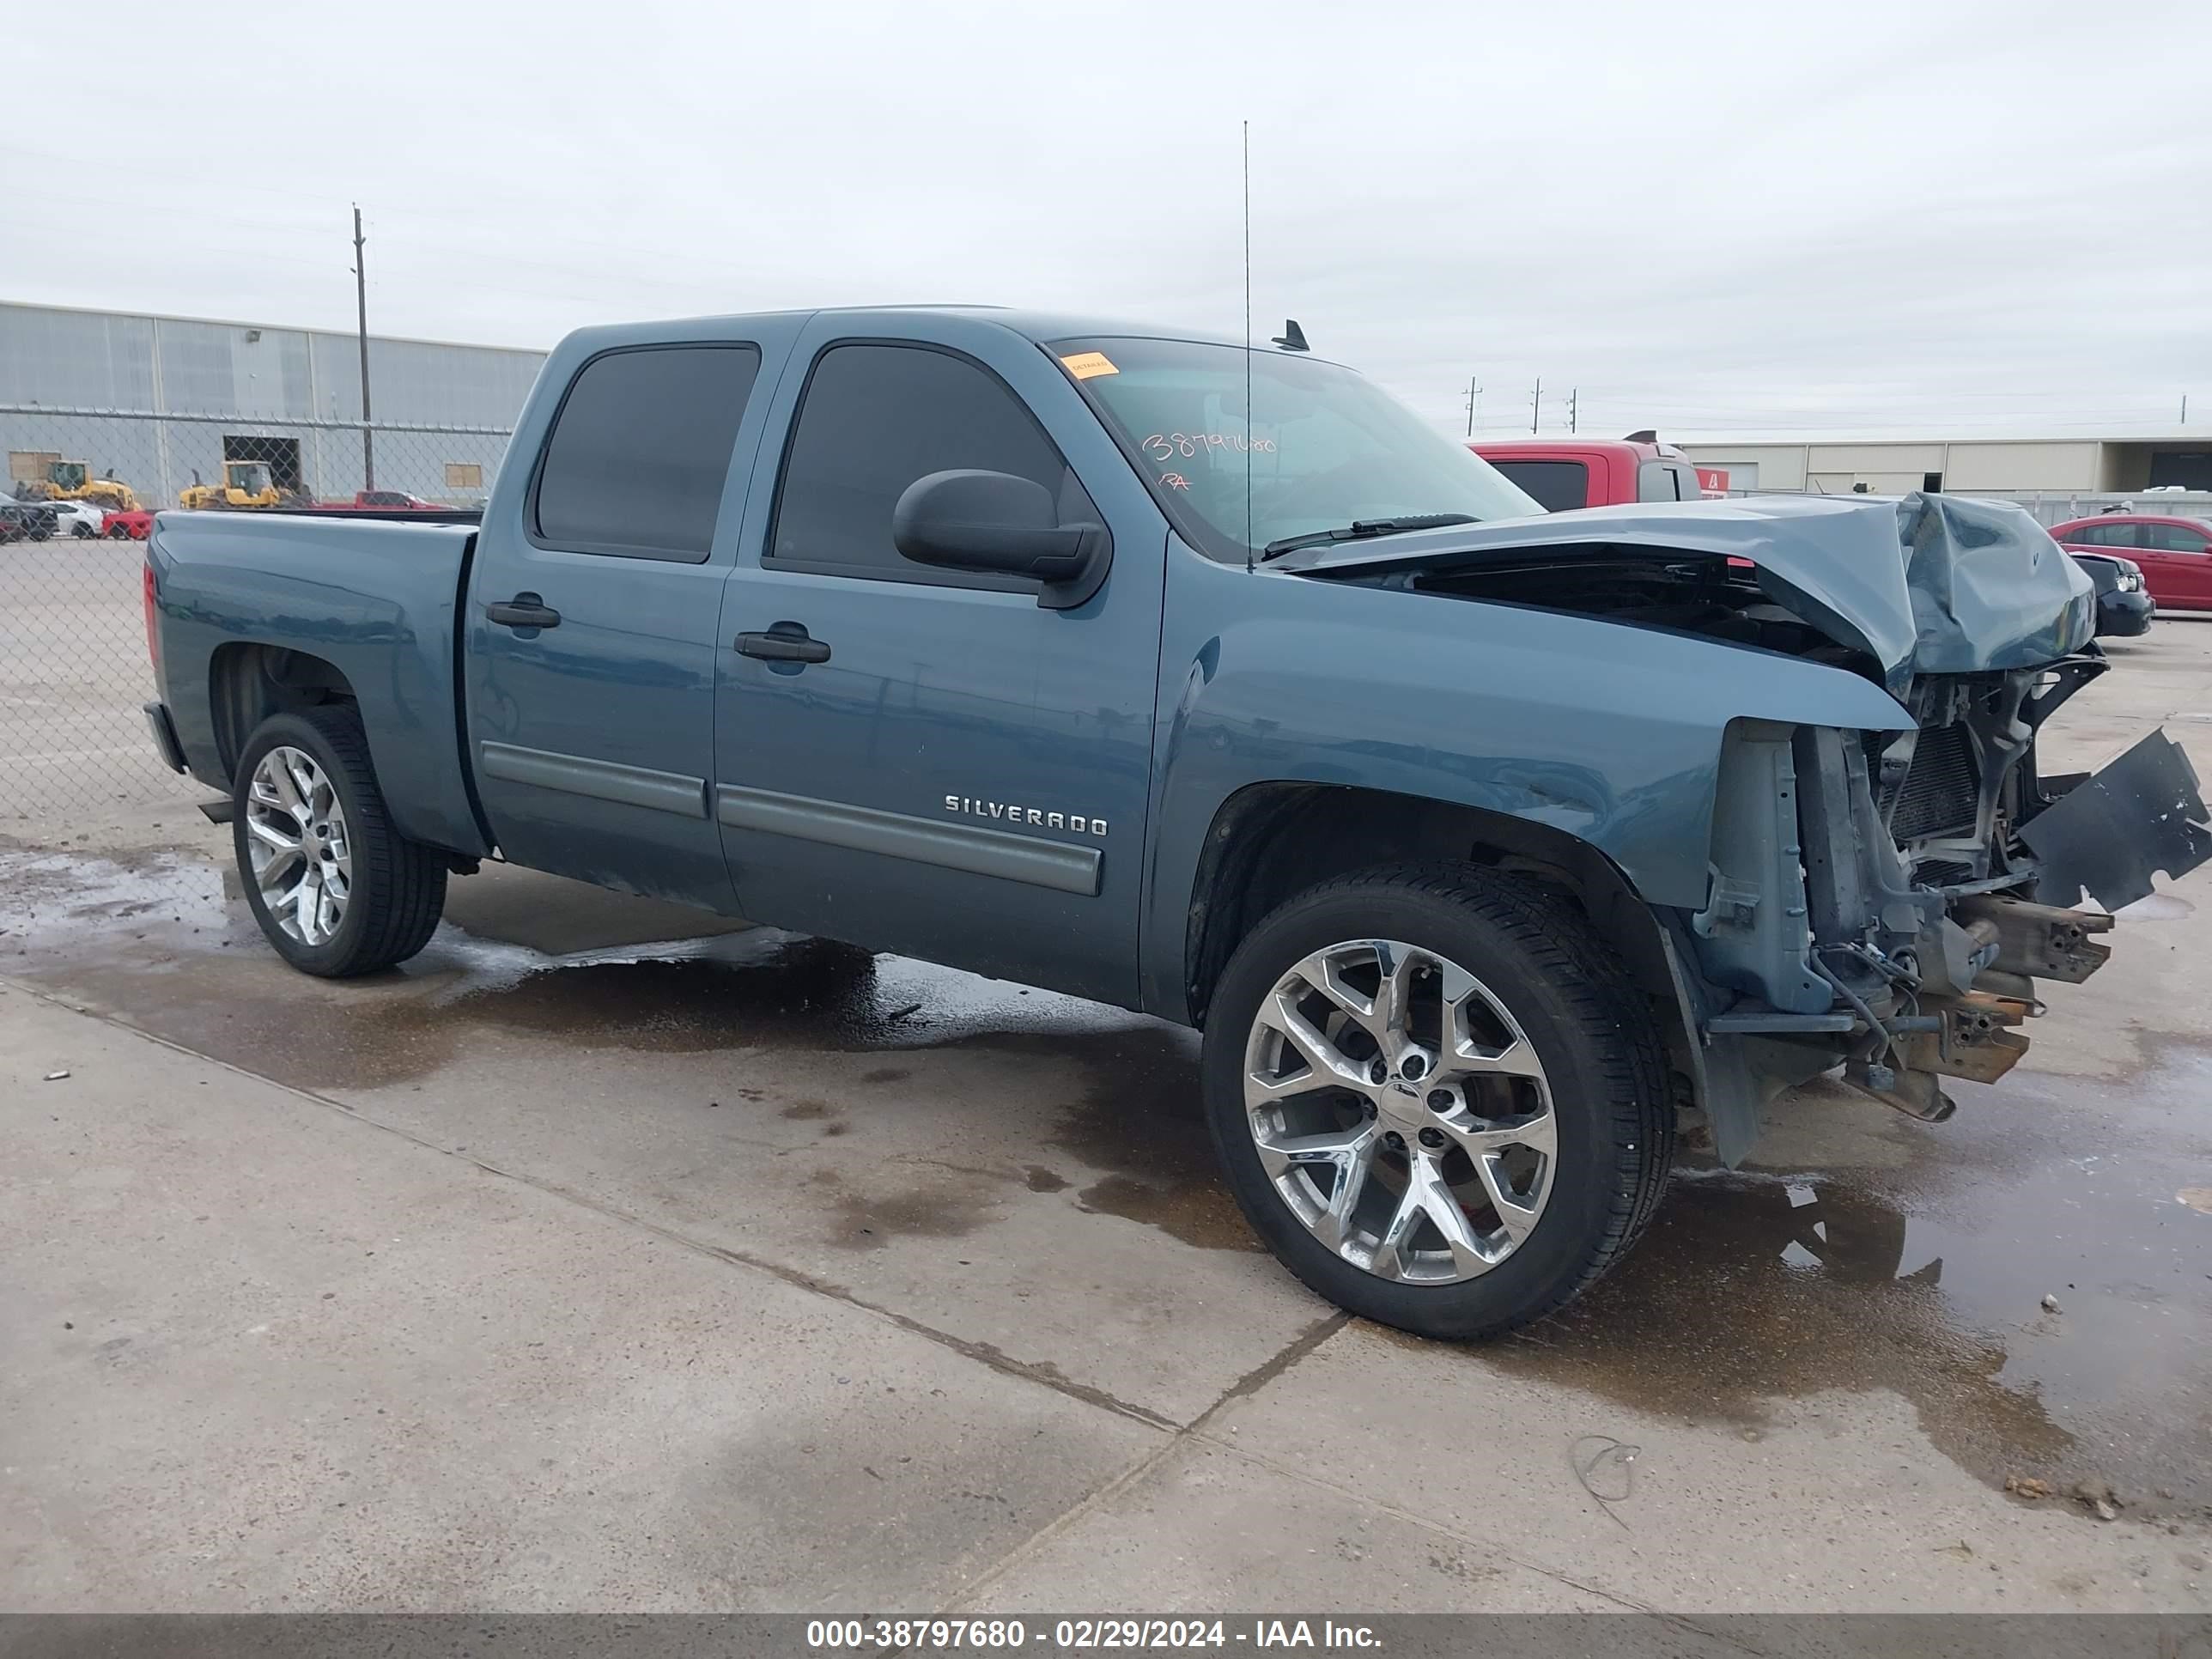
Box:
[892,469,1110,610]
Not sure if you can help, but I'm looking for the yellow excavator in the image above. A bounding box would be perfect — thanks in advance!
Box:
[16,460,142,513]
[179,461,283,511]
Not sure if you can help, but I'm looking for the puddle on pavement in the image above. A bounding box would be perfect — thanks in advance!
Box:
[6,843,2208,1515]
[0,845,1162,1084]
[823,1169,1006,1252]
[1484,1058,2212,1521]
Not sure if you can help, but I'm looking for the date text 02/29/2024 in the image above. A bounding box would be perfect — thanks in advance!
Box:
[803,1618,1382,1650]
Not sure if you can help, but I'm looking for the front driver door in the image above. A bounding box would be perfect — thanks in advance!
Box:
[711,318,1166,1006]
[2142,521,2212,609]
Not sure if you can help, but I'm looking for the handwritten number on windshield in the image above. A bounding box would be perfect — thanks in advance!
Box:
[1142,432,1277,463]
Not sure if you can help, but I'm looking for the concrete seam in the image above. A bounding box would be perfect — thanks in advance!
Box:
[940,1312,1351,1612]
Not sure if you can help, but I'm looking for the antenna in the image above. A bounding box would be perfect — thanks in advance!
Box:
[1243,119,1255,575]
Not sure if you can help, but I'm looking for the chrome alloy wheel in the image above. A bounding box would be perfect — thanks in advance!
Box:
[246,744,352,946]
[1242,939,1558,1284]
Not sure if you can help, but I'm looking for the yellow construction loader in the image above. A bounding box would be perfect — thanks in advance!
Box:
[16,460,142,513]
[179,462,283,510]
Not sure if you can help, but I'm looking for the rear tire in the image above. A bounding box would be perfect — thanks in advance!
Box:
[1200,861,1673,1340]
[232,705,447,977]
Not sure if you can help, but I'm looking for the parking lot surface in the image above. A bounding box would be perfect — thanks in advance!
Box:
[3,620,2209,1613]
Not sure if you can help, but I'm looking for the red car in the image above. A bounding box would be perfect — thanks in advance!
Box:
[1471,435,1709,511]
[2050,514,2212,611]
[102,508,154,540]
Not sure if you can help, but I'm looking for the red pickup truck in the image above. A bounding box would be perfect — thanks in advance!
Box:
[1472,435,1717,511]
[302,491,450,513]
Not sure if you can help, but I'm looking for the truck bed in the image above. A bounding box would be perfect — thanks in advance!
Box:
[147,510,488,857]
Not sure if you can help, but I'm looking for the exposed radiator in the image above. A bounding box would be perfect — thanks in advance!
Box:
[1890,721,1981,842]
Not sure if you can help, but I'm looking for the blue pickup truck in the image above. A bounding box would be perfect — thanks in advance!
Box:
[140,306,2209,1339]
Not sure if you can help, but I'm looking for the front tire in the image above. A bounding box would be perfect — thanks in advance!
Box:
[1200,863,1672,1340]
[232,705,447,977]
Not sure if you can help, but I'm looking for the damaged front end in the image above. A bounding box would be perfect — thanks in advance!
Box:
[1285,489,2212,1163]
[1680,494,2212,1158]
[1690,699,2206,1157]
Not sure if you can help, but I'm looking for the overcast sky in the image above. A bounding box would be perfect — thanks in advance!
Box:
[8,0,2208,438]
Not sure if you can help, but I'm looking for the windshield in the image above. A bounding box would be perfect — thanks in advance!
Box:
[1053,337,1541,562]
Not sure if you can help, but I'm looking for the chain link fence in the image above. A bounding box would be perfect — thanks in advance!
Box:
[1,409,508,832]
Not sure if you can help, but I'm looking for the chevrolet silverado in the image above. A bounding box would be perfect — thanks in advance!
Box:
[140,307,2211,1338]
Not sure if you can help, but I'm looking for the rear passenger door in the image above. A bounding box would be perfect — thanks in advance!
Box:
[466,325,798,908]
[711,317,1167,1005]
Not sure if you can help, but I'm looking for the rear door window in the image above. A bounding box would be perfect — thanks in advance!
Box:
[1488,460,1589,512]
[768,342,1088,586]
[531,343,762,562]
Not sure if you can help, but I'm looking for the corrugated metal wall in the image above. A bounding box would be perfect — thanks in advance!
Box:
[0,302,546,509]
[0,301,545,425]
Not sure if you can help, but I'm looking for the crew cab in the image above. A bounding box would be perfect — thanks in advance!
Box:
[140,307,2210,1340]
[1469,435,1706,511]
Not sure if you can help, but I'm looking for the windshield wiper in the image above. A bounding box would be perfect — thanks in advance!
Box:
[1259,514,1480,561]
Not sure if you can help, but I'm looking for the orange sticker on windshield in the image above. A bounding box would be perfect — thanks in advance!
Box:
[1060,350,1119,380]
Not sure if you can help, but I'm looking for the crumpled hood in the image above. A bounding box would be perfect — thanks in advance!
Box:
[1278,491,2097,694]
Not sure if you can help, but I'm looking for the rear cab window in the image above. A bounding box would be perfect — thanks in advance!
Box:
[530,343,762,562]
[1488,460,1590,512]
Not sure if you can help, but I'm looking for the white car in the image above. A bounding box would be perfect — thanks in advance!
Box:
[48,501,107,538]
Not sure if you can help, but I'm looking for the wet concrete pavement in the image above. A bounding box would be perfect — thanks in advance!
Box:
[6,627,2212,1612]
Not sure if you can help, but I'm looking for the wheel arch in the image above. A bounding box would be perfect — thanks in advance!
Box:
[1182,781,1702,1110]
[208,641,361,789]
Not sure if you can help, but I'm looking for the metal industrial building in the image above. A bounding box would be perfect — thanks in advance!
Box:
[1680,431,2212,509]
[8,297,2207,522]
[0,301,547,510]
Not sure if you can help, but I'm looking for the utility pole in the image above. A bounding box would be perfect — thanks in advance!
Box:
[2184,393,2190,426]
[353,205,375,490]
[1530,376,1542,434]
[1464,374,1483,437]
[1567,388,1578,434]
